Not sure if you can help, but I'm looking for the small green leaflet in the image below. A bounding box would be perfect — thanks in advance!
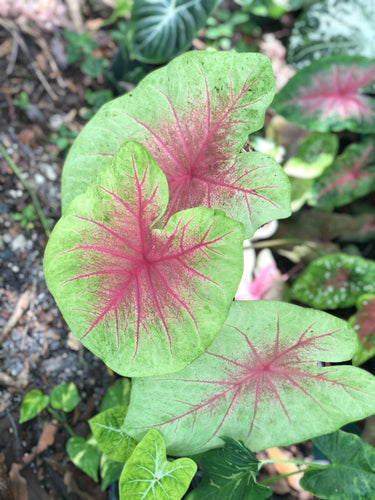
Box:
[100,454,124,491]
[119,429,196,499]
[124,301,375,456]
[100,378,131,412]
[187,437,272,499]
[300,430,375,500]
[349,294,375,367]
[291,253,375,309]
[67,435,101,482]
[89,406,137,462]
[50,382,80,412]
[309,139,375,211]
[19,389,49,423]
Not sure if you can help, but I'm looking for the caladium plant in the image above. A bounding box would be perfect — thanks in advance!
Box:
[349,294,375,367]
[61,51,290,238]
[273,55,375,134]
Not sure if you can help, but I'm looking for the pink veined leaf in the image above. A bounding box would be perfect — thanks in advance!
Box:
[61,51,290,238]
[124,301,375,455]
[44,142,245,377]
[350,295,375,367]
[309,139,375,211]
[272,55,375,133]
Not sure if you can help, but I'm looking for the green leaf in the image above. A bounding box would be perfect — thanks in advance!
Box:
[309,139,375,211]
[19,389,49,423]
[124,301,375,455]
[81,56,107,78]
[129,0,218,63]
[349,294,375,366]
[284,132,338,179]
[288,0,375,68]
[273,55,375,134]
[300,430,375,499]
[100,453,123,490]
[50,382,80,412]
[45,141,245,377]
[61,51,290,238]
[100,378,131,412]
[291,253,375,309]
[119,429,196,499]
[67,435,101,481]
[90,407,137,462]
[187,437,272,499]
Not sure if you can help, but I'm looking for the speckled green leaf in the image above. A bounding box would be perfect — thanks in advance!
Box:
[349,294,375,366]
[273,56,375,134]
[291,254,375,309]
[300,430,375,500]
[288,0,375,68]
[67,435,101,482]
[309,139,375,211]
[50,382,80,412]
[119,429,196,499]
[100,454,123,491]
[100,378,131,412]
[90,407,137,462]
[129,0,218,63]
[19,389,49,423]
[187,437,272,499]
[284,132,338,179]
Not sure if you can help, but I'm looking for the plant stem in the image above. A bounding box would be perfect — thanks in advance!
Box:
[260,458,327,468]
[259,468,308,485]
[0,142,51,236]
[47,407,76,437]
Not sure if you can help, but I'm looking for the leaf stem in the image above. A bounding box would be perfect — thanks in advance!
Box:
[47,407,76,437]
[259,468,310,485]
[260,458,327,468]
[0,142,51,236]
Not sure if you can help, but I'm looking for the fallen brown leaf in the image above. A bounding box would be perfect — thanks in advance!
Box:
[23,422,57,466]
[0,286,36,343]
[9,463,28,500]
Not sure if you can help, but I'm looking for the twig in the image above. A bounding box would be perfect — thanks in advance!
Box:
[0,142,51,236]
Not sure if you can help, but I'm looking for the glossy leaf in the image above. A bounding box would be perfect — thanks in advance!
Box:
[288,0,375,68]
[100,454,123,491]
[187,437,272,499]
[119,429,196,499]
[50,382,80,412]
[309,139,375,211]
[349,295,375,366]
[61,51,290,238]
[129,0,218,63]
[100,378,131,412]
[45,142,245,377]
[89,407,137,462]
[19,389,49,423]
[124,301,375,455]
[291,254,375,309]
[67,435,101,482]
[300,430,375,500]
[284,132,338,179]
[273,55,375,133]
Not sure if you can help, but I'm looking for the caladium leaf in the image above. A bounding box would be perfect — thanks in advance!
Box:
[129,0,218,63]
[273,55,375,134]
[284,132,338,179]
[61,51,291,238]
[349,295,375,367]
[288,0,375,68]
[300,430,375,500]
[123,301,375,455]
[44,142,245,377]
[309,139,375,211]
[291,254,375,309]
[67,435,101,482]
[100,378,131,412]
[187,437,272,499]
[119,429,196,499]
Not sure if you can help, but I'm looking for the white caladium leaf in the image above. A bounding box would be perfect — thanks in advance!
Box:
[124,301,375,455]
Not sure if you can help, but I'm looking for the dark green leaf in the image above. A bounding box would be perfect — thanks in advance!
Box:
[100,378,131,412]
[67,435,101,481]
[100,454,123,490]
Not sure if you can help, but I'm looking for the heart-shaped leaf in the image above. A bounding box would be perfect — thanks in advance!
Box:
[300,430,375,500]
[291,254,375,309]
[19,389,49,423]
[50,382,80,412]
[187,437,272,499]
[273,55,375,133]
[124,301,375,455]
[129,0,218,63]
[45,142,244,376]
[89,407,137,462]
[349,294,375,366]
[100,378,131,412]
[309,139,375,211]
[100,454,123,491]
[288,0,375,68]
[67,435,101,482]
[119,429,196,499]
[61,51,290,238]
